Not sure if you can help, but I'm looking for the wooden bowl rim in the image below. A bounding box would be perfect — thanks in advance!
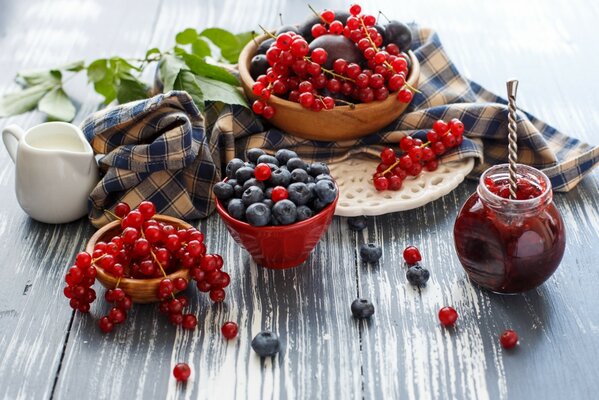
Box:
[238,33,420,113]
[86,215,193,288]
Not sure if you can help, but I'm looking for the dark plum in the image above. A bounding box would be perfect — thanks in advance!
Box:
[384,20,412,51]
[250,54,269,80]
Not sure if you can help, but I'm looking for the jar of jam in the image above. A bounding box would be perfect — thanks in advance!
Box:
[453,164,566,293]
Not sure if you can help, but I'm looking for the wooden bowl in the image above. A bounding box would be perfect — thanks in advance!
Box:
[238,34,420,141]
[86,215,192,304]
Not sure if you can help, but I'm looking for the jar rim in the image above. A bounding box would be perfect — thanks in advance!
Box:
[477,163,552,211]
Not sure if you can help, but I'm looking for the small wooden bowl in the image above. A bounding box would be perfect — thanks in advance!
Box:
[86,215,192,304]
[238,33,420,141]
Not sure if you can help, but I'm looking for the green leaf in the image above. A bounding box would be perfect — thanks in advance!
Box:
[173,70,204,112]
[175,28,198,45]
[93,68,117,104]
[0,83,54,117]
[200,28,244,63]
[159,54,186,92]
[110,57,141,73]
[180,53,239,86]
[116,75,149,104]
[56,60,85,72]
[194,76,248,108]
[17,69,62,86]
[191,38,211,58]
[236,31,255,48]
[38,87,76,121]
[145,48,161,59]
[87,59,108,83]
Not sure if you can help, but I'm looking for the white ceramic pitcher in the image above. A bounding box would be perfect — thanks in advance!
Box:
[2,122,99,224]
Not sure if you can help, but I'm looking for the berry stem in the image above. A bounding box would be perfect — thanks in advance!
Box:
[304,56,355,82]
[378,10,390,23]
[307,4,328,25]
[258,25,277,40]
[105,209,121,221]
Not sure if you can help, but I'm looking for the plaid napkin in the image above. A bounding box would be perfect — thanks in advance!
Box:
[82,26,598,226]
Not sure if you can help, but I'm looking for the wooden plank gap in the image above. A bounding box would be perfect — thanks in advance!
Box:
[49,310,76,400]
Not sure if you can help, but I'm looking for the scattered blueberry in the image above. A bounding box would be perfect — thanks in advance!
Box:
[296,205,314,221]
[226,158,245,178]
[245,203,271,226]
[347,216,367,231]
[251,331,281,357]
[257,154,279,166]
[247,148,265,164]
[242,186,264,206]
[287,182,312,206]
[314,179,337,204]
[291,168,310,183]
[360,243,382,263]
[272,199,297,225]
[351,298,375,319]
[309,162,330,177]
[275,149,298,165]
[227,199,245,220]
[287,157,309,171]
[213,181,234,200]
[235,166,254,184]
[406,264,430,287]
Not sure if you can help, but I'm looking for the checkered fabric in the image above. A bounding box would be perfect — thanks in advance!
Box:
[82,26,598,227]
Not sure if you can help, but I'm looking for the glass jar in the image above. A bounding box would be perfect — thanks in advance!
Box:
[453,164,566,293]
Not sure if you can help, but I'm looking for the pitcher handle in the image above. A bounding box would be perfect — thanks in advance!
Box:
[2,124,25,163]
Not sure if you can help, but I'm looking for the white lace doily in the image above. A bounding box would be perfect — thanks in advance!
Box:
[329,156,475,216]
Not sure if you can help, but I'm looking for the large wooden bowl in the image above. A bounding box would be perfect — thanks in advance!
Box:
[238,34,420,141]
[86,215,192,304]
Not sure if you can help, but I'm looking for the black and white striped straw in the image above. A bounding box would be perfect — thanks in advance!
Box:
[506,80,519,199]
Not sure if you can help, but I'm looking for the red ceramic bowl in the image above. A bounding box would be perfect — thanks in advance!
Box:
[215,190,339,269]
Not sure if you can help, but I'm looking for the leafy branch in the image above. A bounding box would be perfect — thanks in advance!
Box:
[0,27,254,121]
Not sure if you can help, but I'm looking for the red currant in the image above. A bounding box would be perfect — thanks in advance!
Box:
[182,314,198,330]
[99,316,114,333]
[271,186,289,202]
[311,23,327,38]
[349,4,362,16]
[75,252,92,269]
[373,176,389,191]
[114,202,130,218]
[433,120,449,134]
[380,147,396,165]
[210,288,226,302]
[262,105,275,119]
[138,201,156,220]
[254,163,272,181]
[311,48,328,65]
[397,88,413,103]
[173,363,191,382]
[438,307,458,327]
[500,329,519,349]
[221,321,239,339]
[403,246,422,265]
[449,118,465,135]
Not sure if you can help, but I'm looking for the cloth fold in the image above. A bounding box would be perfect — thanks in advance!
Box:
[82,26,598,227]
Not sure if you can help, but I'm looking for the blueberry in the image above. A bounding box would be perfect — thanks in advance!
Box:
[234,185,244,198]
[311,197,328,212]
[251,331,281,357]
[242,186,264,206]
[360,243,382,263]
[235,166,254,184]
[309,162,330,177]
[275,149,298,165]
[291,168,310,183]
[226,178,238,188]
[264,187,273,199]
[242,178,265,192]
[306,175,315,183]
[247,148,265,164]
[314,179,337,204]
[262,198,274,209]
[315,174,334,182]
[406,264,430,287]
[307,182,316,196]
[257,154,279,166]
[269,168,291,187]
[226,158,245,179]
[269,214,280,226]
[348,216,367,231]
[267,163,279,171]
[213,181,234,200]
[287,182,313,206]
[351,298,375,319]
[287,157,309,171]
[272,199,297,225]
[296,205,314,221]
[227,199,245,220]
[245,203,271,226]
[245,162,256,169]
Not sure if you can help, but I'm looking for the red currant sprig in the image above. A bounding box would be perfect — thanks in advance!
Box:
[372,118,465,191]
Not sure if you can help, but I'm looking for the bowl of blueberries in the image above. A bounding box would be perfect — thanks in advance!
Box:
[213,148,339,269]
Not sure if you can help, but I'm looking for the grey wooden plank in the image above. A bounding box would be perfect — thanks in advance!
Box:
[0,0,161,399]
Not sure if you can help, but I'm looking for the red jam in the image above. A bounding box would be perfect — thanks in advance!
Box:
[453,164,565,293]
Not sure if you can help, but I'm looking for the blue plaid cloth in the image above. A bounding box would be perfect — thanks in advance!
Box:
[82,26,598,226]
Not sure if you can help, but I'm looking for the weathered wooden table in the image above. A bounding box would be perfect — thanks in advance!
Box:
[1,0,598,399]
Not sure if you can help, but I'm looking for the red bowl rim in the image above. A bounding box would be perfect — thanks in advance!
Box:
[214,180,339,232]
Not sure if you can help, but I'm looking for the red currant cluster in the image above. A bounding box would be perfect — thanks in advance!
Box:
[63,200,229,334]
[372,118,465,191]
[251,4,414,118]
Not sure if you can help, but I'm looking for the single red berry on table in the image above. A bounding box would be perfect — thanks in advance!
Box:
[221,321,239,339]
[438,307,458,327]
[173,363,191,382]
[500,329,519,349]
[210,288,226,303]
[182,314,198,330]
[403,246,422,265]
